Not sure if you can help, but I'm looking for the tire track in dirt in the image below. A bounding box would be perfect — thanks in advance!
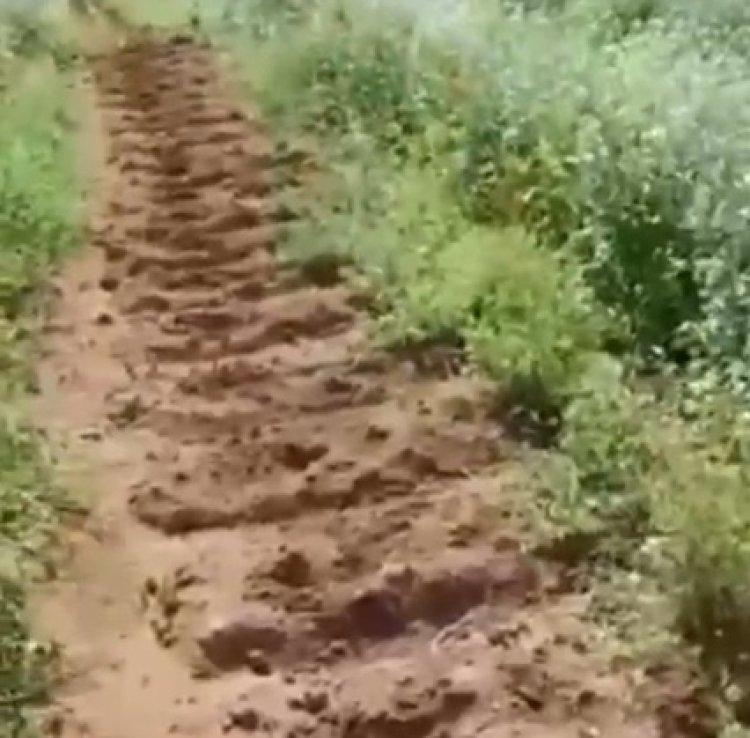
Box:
[34,35,710,738]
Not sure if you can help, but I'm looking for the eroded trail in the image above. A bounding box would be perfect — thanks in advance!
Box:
[35,36,702,738]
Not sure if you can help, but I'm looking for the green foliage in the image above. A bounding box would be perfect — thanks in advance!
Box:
[0,417,58,737]
[0,74,78,319]
[0,7,78,68]
[651,400,750,663]
[285,143,605,413]
[0,55,78,734]
[542,364,655,543]
[232,0,750,382]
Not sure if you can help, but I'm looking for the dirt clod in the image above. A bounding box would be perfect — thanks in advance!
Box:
[198,604,288,670]
[269,549,313,588]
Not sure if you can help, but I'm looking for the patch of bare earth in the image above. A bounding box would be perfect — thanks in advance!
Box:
[33,35,712,738]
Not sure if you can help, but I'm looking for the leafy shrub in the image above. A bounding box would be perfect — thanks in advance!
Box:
[0,70,78,318]
[284,143,605,413]
[0,7,78,67]
[238,0,750,382]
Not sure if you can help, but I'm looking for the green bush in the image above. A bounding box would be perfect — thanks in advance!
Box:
[0,7,78,68]
[284,145,605,411]
[237,0,750,381]
[0,68,78,319]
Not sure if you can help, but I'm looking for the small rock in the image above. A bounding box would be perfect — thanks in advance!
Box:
[416,400,431,416]
[396,695,420,711]
[358,385,387,404]
[379,562,417,591]
[143,577,159,597]
[443,667,480,710]
[273,441,328,471]
[269,549,312,588]
[488,624,518,648]
[345,588,406,639]
[287,719,316,738]
[174,567,200,589]
[576,689,597,708]
[447,523,477,548]
[190,660,214,680]
[328,640,348,658]
[246,650,272,676]
[579,727,600,738]
[197,604,287,671]
[441,394,475,422]
[297,690,329,715]
[365,424,390,441]
[508,665,547,712]
[227,705,261,732]
[108,395,147,426]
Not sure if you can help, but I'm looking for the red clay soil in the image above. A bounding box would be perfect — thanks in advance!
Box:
[33,35,712,738]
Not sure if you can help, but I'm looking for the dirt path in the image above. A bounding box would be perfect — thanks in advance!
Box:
[33,35,705,738]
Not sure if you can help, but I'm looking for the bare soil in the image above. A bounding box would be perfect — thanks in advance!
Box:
[33,35,711,738]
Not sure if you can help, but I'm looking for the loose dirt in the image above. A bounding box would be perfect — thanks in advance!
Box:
[33,35,710,738]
